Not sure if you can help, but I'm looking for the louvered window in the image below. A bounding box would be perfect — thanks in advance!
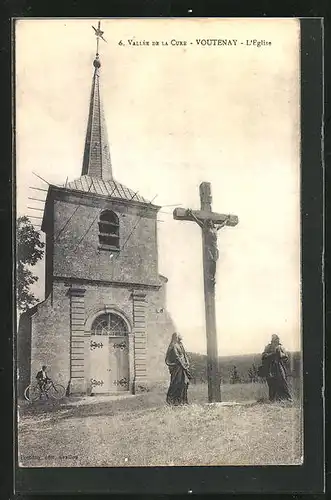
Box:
[98,210,120,250]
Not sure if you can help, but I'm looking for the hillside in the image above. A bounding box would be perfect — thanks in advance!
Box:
[188,351,301,384]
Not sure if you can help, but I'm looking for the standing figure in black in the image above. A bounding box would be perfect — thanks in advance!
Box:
[261,334,292,402]
[165,333,191,405]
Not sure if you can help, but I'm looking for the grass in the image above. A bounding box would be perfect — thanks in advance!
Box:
[17,381,303,468]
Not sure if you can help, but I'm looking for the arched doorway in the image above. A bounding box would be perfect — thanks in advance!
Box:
[89,312,129,394]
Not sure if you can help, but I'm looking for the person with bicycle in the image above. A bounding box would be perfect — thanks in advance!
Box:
[24,367,65,403]
[36,365,50,395]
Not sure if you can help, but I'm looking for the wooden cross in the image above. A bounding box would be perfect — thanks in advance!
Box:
[173,182,239,402]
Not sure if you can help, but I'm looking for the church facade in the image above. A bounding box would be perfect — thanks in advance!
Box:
[18,52,176,397]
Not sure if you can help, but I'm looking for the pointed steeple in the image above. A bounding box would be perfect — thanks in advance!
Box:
[81,24,113,181]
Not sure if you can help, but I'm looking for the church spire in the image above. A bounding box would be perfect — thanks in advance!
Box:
[81,21,113,181]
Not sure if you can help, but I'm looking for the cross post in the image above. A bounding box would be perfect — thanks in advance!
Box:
[173,182,239,402]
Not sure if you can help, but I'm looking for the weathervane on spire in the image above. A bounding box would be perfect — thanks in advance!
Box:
[92,20,107,56]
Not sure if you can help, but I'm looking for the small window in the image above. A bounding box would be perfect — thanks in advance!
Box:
[98,210,119,250]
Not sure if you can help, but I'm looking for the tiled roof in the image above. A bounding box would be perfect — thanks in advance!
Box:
[64,175,150,204]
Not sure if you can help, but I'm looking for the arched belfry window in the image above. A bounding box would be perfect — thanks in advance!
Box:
[98,210,120,250]
[91,313,128,336]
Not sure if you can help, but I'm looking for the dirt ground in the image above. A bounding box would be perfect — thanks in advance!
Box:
[17,382,302,467]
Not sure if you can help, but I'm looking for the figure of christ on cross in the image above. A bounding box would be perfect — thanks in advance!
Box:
[186,210,229,286]
[173,182,239,402]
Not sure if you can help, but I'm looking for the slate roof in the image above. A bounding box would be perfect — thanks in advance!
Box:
[64,175,150,204]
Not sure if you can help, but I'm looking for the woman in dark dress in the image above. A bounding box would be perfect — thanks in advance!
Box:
[165,333,191,405]
[261,334,292,402]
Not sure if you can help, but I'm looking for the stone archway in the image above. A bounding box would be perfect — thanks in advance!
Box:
[87,310,131,394]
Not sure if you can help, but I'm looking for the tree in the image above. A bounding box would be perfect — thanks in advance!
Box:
[248,363,259,383]
[16,216,45,311]
[230,365,241,384]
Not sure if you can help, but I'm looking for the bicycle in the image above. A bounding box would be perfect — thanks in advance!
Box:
[24,379,66,402]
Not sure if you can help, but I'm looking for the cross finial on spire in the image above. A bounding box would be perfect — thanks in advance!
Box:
[92,20,107,58]
[82,20,113,180]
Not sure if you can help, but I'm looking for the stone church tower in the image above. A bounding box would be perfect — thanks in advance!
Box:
[18,48,176,397]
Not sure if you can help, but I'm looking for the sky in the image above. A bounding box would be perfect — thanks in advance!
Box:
[15,18,301,355]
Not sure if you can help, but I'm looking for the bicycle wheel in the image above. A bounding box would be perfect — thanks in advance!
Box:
[24,384,41,402]
[48,384,66,400]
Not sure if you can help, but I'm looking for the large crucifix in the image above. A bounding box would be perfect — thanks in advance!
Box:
[173,182,239,402]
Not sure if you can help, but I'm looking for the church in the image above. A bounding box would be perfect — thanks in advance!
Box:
[18,42,176,397]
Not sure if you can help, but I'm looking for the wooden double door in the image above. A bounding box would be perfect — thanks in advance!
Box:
[89,312,130,394]
[90,334,129,394]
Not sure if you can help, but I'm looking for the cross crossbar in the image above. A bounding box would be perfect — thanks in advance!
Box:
[173,208,238,227]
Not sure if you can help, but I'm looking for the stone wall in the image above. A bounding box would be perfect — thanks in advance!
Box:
[50,192,159,286]
[26,186,176,396]
[24,277,175,396]
[29,282,71,391]
[145,280,176,384]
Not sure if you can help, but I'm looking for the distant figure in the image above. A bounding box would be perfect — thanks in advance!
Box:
[165,333,191,405]
[261,335,292,402]
[36,365,50,393]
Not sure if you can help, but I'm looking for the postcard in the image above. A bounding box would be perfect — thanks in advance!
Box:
[15,18,303,469]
